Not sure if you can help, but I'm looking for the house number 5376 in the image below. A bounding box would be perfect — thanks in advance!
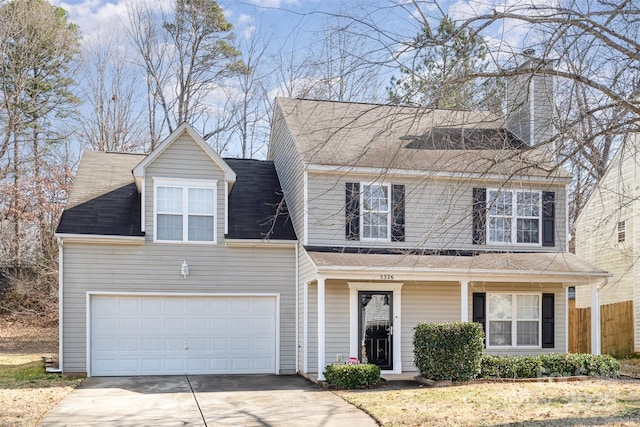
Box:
[380,274,394,280]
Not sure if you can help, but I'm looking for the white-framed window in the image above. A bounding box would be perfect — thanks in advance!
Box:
[487,189,541,245]
[487,293,541,348]
[360,183,391,241]
[154,178,217,243]
[617,220,626,243]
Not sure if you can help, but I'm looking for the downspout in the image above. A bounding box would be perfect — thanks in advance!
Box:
[49,237,64,374]
[295,244,299,374]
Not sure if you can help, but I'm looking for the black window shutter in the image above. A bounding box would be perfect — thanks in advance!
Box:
[472,292,486,347]
[391,184,405,242]
[472,188,486,245]
[345,182,360,240]
[542,293,555,348]
[542,191,555,247]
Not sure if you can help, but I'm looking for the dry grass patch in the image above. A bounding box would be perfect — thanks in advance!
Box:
[620,357,640,377]
[0,320,82,427]
[337,378,640,426]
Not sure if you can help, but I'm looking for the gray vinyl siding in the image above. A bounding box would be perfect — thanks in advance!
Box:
[325,280,350,364]
[307,281,318,373]
[468,282,567,356]
[401,281,460,372]
[61,242,296,374]
[305,171,567,252]
[268,105,306,243]
[144,135,226,243]
[298,244,317,372]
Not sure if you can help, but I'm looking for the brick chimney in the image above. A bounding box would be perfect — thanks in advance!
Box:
[506,50,555,150]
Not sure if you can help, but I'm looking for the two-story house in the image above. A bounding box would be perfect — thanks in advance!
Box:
[268,92,608,380]
[574,132,640,354]
[56,58,608,379]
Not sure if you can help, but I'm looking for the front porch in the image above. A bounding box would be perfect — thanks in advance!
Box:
[300,251,610,381]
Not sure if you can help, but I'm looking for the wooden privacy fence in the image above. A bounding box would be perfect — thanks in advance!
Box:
[569,299,634,357]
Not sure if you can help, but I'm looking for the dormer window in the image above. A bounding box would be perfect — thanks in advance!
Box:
[154,178,217,243]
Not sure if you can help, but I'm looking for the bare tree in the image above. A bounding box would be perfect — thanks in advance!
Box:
[126,0,244,148]
[78,33,146,152]
[231,32,271,159]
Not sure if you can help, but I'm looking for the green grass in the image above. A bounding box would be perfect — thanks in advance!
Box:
[0,360,60,385]
[0,356,61,385]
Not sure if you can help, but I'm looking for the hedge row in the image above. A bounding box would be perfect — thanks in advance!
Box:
[480,353,620,379]
[323,363,381,389]
[413,322,484,381]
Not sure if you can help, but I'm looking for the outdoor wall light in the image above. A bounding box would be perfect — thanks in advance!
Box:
[181,260,189,278]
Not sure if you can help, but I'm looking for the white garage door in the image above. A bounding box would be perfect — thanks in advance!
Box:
[90,295,277,376]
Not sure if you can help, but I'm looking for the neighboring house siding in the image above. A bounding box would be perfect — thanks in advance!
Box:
[401,282,460,372]
[575,135,639,351]
[575,136,636,310]
[306,172,567,251]
[144,135,227,243]
[468,282,566,356]
[269,106,307,243]
[61,243,296,374]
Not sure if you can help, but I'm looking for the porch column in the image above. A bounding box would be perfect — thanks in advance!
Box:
[460,281,469,322]
[591,282,601,355]
[317,276,326,381]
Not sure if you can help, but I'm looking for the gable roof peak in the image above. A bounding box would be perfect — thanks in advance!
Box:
[132,123,236,190]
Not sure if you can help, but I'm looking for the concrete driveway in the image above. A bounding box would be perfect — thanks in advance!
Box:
[40,375,378,426]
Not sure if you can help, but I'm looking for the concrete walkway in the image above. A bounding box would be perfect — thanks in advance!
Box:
[40,375,378,427]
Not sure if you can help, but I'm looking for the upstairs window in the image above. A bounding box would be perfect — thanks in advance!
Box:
[618,220,626,243]
[487,189,541,245]
[346,182,405,242]
[154,179,217,243]
[361,183,390,241]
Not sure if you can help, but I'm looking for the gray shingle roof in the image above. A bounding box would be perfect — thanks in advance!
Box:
[224,158,296,241]
[56,152,145,236]
[57,152,296,241]
[275,97,570,178]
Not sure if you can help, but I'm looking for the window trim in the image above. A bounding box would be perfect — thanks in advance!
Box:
[153,177,218,244]
[486,188,542,246]
[359,182,392,242]
[486,292,542,349]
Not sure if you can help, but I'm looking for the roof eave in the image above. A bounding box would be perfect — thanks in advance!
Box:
[304,163,572,184]
[56,233,145,245]
[314,264,610,285]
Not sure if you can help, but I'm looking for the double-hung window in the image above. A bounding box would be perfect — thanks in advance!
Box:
[154,179,217,243]
[487,189,541,244]
[487,293,541,347]
[361,183,390,241]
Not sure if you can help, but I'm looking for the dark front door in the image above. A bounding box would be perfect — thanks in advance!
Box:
[358,291,393,370]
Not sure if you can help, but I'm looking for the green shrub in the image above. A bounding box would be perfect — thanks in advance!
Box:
[479,353,620,379]
[323,363,381,389]
[413,322,484,381]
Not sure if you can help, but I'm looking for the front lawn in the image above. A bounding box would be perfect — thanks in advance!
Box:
[337,378,640,426]
[0,321,82,426]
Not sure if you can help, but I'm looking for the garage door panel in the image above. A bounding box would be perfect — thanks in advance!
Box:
[91,295,277,376]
